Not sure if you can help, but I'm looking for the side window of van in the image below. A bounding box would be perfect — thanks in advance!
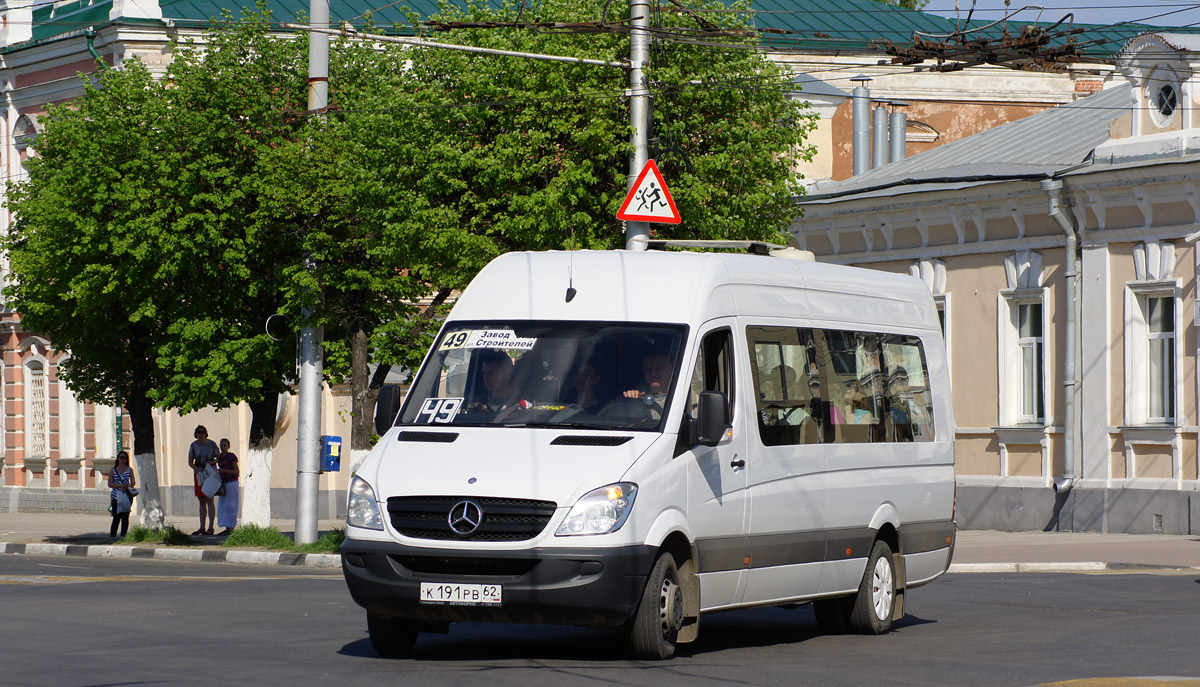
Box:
[880,336,935,442]
[746,326,823,446]
[819,330,935,444]
[685,328,735,418]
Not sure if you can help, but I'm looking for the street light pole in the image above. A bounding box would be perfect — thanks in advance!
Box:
[295,0,329,546]
[624,0,651,251]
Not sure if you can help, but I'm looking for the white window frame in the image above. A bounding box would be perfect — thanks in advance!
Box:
[1125,281,1180,426]
[934,293,951,385]
[23,356,50,459]
[998,289,1048,427]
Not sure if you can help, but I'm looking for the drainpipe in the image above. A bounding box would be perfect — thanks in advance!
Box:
[83,28,103,65]
[1041,178,1079,529]
[850,75,871,176]
[871,99,890,169]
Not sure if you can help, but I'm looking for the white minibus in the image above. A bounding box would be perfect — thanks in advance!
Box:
[342,246,956,659]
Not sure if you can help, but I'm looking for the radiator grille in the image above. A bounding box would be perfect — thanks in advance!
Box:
[387,495,557,541]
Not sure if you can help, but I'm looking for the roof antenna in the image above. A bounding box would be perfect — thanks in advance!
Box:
[565,254,577,303]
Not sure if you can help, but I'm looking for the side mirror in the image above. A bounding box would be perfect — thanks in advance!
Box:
[374,385,403,436]
[696,391,731,447]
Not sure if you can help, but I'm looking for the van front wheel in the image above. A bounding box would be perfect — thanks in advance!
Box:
[630,553,683,660]
[367,614,419,657]
[848,540,897,634]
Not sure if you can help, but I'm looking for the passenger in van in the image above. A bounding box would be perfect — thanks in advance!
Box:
[565,363,605,413]
[471,349,521,415]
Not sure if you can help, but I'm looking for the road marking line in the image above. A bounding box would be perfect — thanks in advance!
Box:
[0,574,339,585]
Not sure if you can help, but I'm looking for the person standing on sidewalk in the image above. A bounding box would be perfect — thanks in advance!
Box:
[187,425,219,535]
[215,438,240,536]
[108,451,136,538]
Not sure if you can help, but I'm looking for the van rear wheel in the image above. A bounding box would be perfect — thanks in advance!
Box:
[630,553,683,660]
[848,540,897,634]
[367,614,419,657]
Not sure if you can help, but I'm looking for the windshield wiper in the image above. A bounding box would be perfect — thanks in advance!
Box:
[500,421,617,430]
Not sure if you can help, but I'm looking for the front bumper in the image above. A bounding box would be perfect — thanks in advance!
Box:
[341,539,657,628]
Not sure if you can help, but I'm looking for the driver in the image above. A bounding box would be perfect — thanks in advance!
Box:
[621,350,672,417]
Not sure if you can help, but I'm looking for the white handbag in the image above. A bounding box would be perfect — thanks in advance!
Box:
[200,465,222,498]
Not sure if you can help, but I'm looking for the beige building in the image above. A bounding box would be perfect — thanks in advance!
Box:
[0,0,1182,525]
[790,33,1200,534]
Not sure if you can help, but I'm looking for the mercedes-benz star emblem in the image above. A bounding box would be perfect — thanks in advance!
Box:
[448,500,484,536]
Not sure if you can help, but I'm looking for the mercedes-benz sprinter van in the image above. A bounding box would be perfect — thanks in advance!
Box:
[341,248,956,659]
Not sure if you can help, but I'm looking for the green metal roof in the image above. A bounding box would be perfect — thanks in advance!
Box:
[23,0,1200,60]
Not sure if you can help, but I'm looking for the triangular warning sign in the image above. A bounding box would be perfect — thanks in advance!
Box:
[617,159,681,224]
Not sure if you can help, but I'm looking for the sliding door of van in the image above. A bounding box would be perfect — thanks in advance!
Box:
[739,324,827,606]
[819,328,945,595]
[682,323,749,611]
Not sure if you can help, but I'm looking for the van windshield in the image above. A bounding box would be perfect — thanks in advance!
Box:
[397,321,687,431]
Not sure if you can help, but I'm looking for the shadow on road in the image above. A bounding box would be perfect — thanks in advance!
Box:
[338,605,939,662]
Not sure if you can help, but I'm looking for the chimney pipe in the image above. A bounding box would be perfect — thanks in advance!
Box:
[850,75,872,176]
[872,99,890,169]
[890,100,909,163]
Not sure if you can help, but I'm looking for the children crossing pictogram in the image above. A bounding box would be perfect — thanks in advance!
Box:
[617,159,681,224]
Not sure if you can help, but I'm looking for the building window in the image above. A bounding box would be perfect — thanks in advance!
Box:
[26,360,49,458]
[1017,302,1044,423]
[999,290,1046,427]
[1127,287,1178,426]
[1146,296,1175,422]
[1154,83,1178,121]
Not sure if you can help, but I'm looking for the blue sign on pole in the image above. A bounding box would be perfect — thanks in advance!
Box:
[320,435,342,473]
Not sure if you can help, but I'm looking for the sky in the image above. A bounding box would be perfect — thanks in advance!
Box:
[922,0,1200,28]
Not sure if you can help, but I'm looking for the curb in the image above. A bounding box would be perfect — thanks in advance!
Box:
[948,562,1200,574]
[0,542,341,568]
[3,543,1196,574]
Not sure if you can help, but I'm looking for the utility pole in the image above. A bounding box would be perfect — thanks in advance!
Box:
[624,0,651,251]
[295,0,329,546]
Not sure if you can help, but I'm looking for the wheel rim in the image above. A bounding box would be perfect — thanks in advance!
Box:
[659,575,683,638]
[871,555,894,621]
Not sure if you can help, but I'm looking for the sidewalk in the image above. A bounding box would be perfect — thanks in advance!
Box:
[2,512,1199,572]
[951,528,1200,572]
[0,512,347,568]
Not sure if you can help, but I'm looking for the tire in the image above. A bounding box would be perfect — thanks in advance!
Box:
[629,553,683,660]
[812,598,850,635]
[367,614,419,657]
[847,540,897,634]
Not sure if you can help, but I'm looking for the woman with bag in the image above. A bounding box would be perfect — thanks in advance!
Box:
[108,450,136,538]
[215,438,240,536]
[187,425,219,536]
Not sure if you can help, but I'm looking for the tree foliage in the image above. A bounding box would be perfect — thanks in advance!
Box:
[276,0,818,448]
[3,7,311,525]
[5,0,818,470]
[4,60,171,450]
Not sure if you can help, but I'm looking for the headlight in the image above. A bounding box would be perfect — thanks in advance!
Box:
[555,482,638,536]
[346,475,384,531]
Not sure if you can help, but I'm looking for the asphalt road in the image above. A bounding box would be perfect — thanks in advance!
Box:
[2,555,1197,687]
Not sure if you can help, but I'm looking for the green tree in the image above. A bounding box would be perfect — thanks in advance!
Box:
[149,8,311,525]
[277,0,817,460]
[4,7,310,527]
[4,60,175,526]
